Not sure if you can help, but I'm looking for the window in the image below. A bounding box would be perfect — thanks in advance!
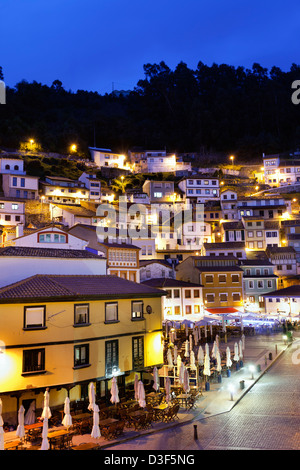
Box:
[24,306,45,329]
[205,275,213,283]
[233,293,241,302]
[185,290,191,298]
[105,302,118,323]
[154,192,163,198]
[258,281,263,288]
[194,305,200,313]
[186,305,192,314]
[132,336,144,370]
[105,340,119,376]
[232,274,239,283]
[74,344,89,368]
[173,289,180,298]
[74,304,89,325]
[23,349,45,374]
[5,215,11,221]
[267,280,273,288]
[287,265,292,270]
[219,275,226,283]
[249,281,254,289]
[206,294,214,303]
[12,204,18,210]
[12,177,17,186]
[220,293,227,302]
[131,301,144,319]
[248,231,254,238]
[194,289,200,298]
[174,306,181,315]
[166,290,172,299]
[20,178,25,188]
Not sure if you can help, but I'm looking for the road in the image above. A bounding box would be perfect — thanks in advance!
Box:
[105,335,300,451]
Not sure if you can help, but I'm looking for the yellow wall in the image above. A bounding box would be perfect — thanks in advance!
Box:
[0,296,163,419]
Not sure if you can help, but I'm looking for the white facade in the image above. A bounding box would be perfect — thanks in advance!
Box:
[0,252,107,288]
[0,199,25,226]
[147,154,176,173]
[178,177,220,203]
[263,153,300,187]
[12,226,87,250]
[2,174,39,199]
[78,172,101,201]
[0,157,25,175]
[220,189,238,220]
[50,204,100,227]
[89,147,130,170]
[139,261,174,281]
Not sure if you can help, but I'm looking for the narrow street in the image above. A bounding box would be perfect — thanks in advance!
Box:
[105,334,300,451]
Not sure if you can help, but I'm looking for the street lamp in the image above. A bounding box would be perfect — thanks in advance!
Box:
[70,144,77,153]
[230,155,234,169]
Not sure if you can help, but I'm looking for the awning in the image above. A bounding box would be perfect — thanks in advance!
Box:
[205,308,239,315]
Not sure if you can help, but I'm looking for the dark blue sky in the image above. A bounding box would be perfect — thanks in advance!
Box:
[2,0,300,95]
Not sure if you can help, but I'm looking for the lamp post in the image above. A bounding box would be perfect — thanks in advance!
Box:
[230,155,234,169]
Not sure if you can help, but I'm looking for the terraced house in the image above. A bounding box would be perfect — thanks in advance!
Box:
[0,274,165,425]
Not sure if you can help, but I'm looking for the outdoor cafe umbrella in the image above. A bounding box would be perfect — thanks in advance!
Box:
[165,377,171,404]
[138,381,146,408]
[193,328,198,345]
[203,353,211,379]
[16,404,25,440]
[189,334,193,352]
[110,376,120,404]
[167,348,174,370]
[173,345,178,364]
[239,340,243,360]
[211,340,218,358]
[91,404,101,439]
[153,366,160,392]
[197,345,204,365]
[0,399,4,450]
[40,417,49,450]
[176,355,182,376]
[88,382,96,411]
[183,367,190,393]
[41,389,51,420]
[226,347,232,368]
[216,350,222,373]
[190,350,196,370]
[62,397,72,429]
[233,342,239,362]
[242,333,245,350]
[205,343,210,357]
[179,362,185,385]
[184,340,190,358]
[134,373,139,401]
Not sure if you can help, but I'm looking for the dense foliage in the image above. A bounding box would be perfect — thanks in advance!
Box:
[0,62,299,162]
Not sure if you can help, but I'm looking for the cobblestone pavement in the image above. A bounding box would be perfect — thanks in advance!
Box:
[105,332,300,451]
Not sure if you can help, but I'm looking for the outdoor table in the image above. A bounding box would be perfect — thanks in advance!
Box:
[153,403,169,420]
[99,418,118,427]
[47,429,70,450]
[71,412,92,422]
[176,393,191,408]
[4,440,21,450]
[128,410,145,417]
[24,422,44,441]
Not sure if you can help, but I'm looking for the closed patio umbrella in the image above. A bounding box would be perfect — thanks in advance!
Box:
[24,401,35,425]
[165,377,171,404]
[88,382,96,411]
[226,347,232,368]
[110,376,120,404]
[16,404,25,439]
[184,340,190,358]
[205,343,210,357]
[179,362,185,385]
[197,345,204,366]
[62,397,72,429]
[41,389,51,420]
[173,345,178,364]
[183,368,190,393]
[91,404,101,438]
[40,417,49,450]
[167,348,174,370]
[203,353,211,378]
[233,342,239,362]
[239,340,243,360]
[242,333,245,350]
[211,340,218,358]
[189,334,193,352]
[138,381,146,408]
[0,399,4,450]
[190,350,196,370]
[134,373,139,401]
[216,350,222,373]
[153,366,160,392]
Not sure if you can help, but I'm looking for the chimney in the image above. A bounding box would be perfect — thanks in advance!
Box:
[16,223,24,238]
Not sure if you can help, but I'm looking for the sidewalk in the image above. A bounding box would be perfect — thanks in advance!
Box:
[3,331,292,449]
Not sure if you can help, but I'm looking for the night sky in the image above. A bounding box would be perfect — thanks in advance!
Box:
[1,0,300,95]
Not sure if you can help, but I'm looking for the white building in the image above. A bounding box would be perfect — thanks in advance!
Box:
[0,246,106,288]
[263,285,300,317]
[2,174,39,199]
[50,203,102,228]
[0,156,26,175]
[263,152,300,187]
[220,189,238,220]
[139,259,175,281]
[78,172,101,201]
[141,278,204,322]
[178,176,220,203]
[89,147,130,170]
[10,226,87,250]
[0,198,25,227]
[40,176,90,204]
